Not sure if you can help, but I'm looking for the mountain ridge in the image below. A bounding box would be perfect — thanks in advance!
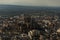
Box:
[0,5,60,16]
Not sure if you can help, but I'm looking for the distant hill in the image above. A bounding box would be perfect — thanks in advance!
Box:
[0,5,60,16]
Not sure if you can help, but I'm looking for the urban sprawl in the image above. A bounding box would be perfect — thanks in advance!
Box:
[0,14,60,40]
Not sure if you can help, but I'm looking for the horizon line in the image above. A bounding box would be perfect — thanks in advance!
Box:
[0,4,60,8]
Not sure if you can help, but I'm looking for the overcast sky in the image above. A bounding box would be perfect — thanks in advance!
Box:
[0,0,60,7]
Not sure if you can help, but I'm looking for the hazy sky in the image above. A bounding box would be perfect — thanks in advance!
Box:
[0,0,60,7]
